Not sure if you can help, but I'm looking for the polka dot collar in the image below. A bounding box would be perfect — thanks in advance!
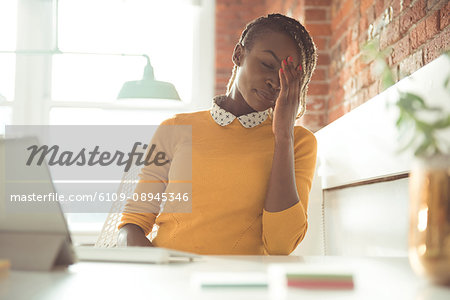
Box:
[209,95,270,128]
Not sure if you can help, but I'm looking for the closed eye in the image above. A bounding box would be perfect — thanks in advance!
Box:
[262,62,274,69]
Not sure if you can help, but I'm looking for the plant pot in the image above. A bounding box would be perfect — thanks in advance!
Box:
[408,154,450,286]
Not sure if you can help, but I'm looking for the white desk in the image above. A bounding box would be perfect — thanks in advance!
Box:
[1,256,449,300]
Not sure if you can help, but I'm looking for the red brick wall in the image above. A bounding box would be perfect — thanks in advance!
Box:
[215,0,450,132]
[327,0,449,124]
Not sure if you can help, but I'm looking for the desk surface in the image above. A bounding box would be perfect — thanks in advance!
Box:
[1,255,449,300]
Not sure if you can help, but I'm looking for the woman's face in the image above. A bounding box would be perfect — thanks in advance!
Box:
[233,30,300,112]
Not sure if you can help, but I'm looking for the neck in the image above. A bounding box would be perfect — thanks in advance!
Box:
[223,85,256,117]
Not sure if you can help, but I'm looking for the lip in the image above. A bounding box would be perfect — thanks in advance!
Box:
[256,89,276,103]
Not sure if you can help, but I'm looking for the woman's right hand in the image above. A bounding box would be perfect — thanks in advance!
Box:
[117,223,153,247]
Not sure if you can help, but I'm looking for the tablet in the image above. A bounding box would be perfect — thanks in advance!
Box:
[0,136,76,271]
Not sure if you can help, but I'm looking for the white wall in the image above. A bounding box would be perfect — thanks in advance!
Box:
[294,54,450,256]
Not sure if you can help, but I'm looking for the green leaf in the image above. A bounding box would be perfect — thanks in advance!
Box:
[403,93,425,108]
[382,69,395,90]
[362,38,449,158]
[396,92,427,113]
[415,139,432,156]
[444,74,450,92]
[395,111,405,127]
[432,115,450,129]
[361,40,378,63]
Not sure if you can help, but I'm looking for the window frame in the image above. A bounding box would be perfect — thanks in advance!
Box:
[1,0,215,126]
[2,0,215,242]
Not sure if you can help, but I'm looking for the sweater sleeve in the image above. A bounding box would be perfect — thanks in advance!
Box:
[118,117,176,236]
[262,127,318,255]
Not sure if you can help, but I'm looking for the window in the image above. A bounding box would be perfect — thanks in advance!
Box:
[0,54,16,103]
[0,0,17,51]
[52,0,194,104]
[0,107,12,135]
[0,1,18,106]
[3,0,214,241]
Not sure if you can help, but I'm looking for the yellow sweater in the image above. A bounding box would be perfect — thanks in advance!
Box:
[118,110,317,255]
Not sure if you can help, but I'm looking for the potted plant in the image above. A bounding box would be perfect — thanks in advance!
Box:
[363,40,450,285]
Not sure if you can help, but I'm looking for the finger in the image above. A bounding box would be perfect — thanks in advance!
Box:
[280,59,292,103]
[284,57,299,103]
[282,58,294,85]
[297,64,304,98]
[291,75,301,106]
[295,64,303,83]
[291,64,302,97]
[283,62,299,108]
[286,56,297,79]
[295,64,303,84]
[278,66,289,103]
[292,83,302,116]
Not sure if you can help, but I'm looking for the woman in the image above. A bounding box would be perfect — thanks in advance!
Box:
[117,13,318,255]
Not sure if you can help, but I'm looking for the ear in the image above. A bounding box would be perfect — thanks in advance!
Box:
[232,43,244,66]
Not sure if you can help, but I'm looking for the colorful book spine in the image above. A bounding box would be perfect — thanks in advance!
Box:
[286,273,354,290]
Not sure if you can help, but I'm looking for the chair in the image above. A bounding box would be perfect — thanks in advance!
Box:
[94,164,140,248]
[95,147,159,247]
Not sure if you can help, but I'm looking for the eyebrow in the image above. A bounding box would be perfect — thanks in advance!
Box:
[263,50,281,63]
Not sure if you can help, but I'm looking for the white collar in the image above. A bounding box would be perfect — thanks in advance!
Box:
[209,95,270,128]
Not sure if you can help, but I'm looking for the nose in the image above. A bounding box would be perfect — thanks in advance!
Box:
[266,76,280,93]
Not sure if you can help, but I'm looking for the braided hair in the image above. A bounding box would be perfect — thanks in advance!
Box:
[226,13,318,118]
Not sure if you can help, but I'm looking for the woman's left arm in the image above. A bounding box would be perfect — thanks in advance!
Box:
[262,56,317,255]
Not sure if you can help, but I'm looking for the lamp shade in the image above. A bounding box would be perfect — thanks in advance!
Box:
[117,56,180,100]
